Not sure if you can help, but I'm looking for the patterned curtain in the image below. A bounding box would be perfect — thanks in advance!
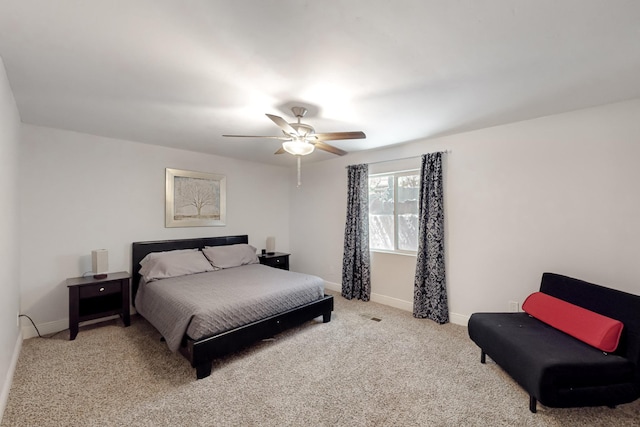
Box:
[413,152,448,323]
[342,164,371,301]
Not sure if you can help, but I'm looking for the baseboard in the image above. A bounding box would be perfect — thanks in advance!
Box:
[20,315,120,339]
[0,331,22,424]
[324,280,470,326]
[324,280,341,293]
[449,312,470,326]
[20,318,67,339]
[370,292,413,312]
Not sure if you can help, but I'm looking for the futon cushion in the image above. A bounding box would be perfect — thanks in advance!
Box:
[522,292,624,352]
[468,312,635,406]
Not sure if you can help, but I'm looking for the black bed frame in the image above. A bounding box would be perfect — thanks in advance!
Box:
[131,235,334,379]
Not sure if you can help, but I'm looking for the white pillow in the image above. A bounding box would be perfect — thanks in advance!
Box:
[202,244,259,269]
[139,250,214,282]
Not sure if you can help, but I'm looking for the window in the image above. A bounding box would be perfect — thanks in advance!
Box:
[368,170,420,253]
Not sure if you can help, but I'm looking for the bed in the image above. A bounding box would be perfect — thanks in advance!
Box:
[131,235,334,379]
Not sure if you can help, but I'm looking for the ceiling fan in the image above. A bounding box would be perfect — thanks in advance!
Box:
[222,106,366,157]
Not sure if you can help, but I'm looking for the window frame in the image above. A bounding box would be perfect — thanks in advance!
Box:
[368,169,420,256]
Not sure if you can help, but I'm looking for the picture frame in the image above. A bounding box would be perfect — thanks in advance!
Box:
[165,168,226,228]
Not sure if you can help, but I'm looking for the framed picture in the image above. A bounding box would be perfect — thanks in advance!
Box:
[165,168,226,227]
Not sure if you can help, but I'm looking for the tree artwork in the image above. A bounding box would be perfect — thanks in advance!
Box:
[165,168,226,227]
[173,176,220,220]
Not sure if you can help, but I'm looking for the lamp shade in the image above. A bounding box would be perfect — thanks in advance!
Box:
[91,249,108,279]
[266,237,276,254]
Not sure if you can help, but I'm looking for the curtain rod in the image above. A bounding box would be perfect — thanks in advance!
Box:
[346,150,450,168]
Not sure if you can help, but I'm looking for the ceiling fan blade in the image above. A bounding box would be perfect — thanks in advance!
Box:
[222,135,292,140]
[274,147,286,155]
[266,114,300,136]
[312,131,366,141]
[313,141,347,156]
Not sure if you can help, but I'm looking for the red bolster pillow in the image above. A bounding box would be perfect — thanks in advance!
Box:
[522,292,624,352]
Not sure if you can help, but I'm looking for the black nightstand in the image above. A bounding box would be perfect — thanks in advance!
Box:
[258,252,290,270]
[67,271,131,340]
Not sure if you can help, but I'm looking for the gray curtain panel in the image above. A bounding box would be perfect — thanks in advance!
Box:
[413,152,448,323]
[342,164,371,301]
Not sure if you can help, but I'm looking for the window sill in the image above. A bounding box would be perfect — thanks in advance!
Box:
[370,249,417,257]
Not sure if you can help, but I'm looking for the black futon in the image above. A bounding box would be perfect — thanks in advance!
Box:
[468,272,640,413]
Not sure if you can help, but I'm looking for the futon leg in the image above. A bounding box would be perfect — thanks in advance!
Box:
[529,396,537,413]
[195,362,212,379]
[323,312,332,323]
[480,350,486,364]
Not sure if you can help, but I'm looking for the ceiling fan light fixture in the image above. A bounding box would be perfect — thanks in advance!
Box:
[282,139,315,156]
[223,106,365,158]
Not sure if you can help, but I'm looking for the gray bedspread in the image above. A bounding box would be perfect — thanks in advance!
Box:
[134,264,325,352]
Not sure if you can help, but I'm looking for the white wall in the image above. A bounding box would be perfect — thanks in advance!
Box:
[12,94,640,335]
[19,125,291,335]
[290,98,640,323]
[0,57,22,422]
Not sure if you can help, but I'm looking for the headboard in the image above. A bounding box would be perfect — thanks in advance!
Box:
[131,235,249,305]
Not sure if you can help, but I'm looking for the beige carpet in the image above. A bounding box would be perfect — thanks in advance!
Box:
[3,292,639,427]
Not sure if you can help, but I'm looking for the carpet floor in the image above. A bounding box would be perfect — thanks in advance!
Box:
[2,292,639,426]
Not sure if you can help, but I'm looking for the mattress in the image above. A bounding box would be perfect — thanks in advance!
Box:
[135,264,325,352]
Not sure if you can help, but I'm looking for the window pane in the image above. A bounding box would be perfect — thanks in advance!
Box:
[397,175,419,251]
[369,215,394,250]
[369,176,394,250]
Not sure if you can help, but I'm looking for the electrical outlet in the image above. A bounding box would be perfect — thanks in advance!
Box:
[508,301,519,312]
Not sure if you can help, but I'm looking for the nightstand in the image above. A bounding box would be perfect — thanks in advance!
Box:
[67,271,131,340]
[258,252,290,270]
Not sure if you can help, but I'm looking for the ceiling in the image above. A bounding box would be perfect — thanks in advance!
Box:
[1,1,639,166]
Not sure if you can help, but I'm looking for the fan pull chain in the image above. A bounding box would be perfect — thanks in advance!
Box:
[297,156,302,187]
